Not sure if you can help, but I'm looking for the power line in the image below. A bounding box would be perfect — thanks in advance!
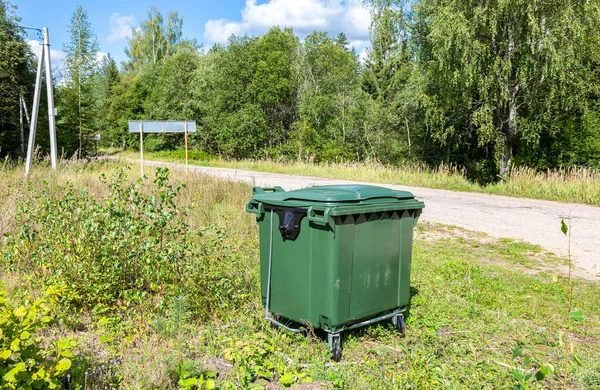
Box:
[4,24,43,40]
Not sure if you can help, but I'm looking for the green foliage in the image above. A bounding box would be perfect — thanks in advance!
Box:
[2,165,252,321]
[176,361,218,390]
[0,0,35,158]
[192,29,299,158]
[59,5,100,156]
[124,6,185,73]
[510,347,556,389]
[414,0,600,176]
[4,166,190,311]
[222,333,312,388]
[0,282,75,389]
[4,2,600,181]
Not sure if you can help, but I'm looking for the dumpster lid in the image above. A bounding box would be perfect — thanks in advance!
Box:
[252,184,415,207]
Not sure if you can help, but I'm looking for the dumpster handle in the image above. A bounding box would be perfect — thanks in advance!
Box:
[265,208,304,333]
[265,209,274,318]
[307,207,330,225]
[253,186,285,194]
[246,200,264,215]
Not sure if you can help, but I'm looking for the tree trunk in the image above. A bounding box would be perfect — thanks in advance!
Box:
[500,24,518,178]
[500,83,518,177]
[404,116,411,157]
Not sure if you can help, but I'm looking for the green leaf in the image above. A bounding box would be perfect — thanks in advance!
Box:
[280,372,294,386]
[177,377,197,386]
[511,370,524,383]
[570,311,584,322]
[523,355,531,366]
[55,358,72,374]
[14,306,27,317]
[0,349,11,360]
[10,338,21,352]
[535,363,554,381]
[561,220,568,235]
[511,347,522,360]
[205,378,216,389]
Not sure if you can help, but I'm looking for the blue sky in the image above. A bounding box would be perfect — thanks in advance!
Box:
[15,0,372,71]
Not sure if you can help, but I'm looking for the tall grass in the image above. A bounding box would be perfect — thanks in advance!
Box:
[124,151,600,206]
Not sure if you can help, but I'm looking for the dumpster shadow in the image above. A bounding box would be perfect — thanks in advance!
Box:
[404,286,419,321]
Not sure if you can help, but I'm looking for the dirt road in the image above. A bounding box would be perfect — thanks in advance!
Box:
[131,158,600,280]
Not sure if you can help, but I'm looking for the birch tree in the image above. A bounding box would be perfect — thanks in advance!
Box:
[414,0,600,176]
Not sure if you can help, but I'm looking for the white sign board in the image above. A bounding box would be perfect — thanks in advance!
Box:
[128,120,197,178]
[128,120,196,133]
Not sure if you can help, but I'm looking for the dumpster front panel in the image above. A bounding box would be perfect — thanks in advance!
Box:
[259,210,336,327]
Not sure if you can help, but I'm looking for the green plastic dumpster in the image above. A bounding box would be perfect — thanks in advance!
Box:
[246,184,424,361]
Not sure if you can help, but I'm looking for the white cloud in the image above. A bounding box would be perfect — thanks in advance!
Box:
[349,38,370,61]
[96,51,108,63]
[204,0,372,44]
[107,13,136,42]
[204,19,244,44]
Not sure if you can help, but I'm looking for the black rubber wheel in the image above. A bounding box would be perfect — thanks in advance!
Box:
[394,314,406,337]
[332,343,342,362]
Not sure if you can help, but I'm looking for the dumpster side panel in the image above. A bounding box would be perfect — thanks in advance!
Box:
[309,220,337,328]
[397,211,415,308]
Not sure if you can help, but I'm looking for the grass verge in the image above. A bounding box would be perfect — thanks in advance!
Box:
[1,161,599,389]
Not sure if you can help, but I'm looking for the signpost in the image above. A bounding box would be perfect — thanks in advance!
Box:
[128,121,197,177]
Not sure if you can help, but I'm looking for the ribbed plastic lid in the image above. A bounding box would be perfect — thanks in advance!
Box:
[252,185,414,206]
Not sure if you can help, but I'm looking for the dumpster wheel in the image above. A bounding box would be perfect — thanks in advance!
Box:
[393,313,406,337]
[328,333,342,362]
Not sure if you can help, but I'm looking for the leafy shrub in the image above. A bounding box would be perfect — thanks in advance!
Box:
[0,282,75,389]
[3,166,254,320]
[4,166,190,312]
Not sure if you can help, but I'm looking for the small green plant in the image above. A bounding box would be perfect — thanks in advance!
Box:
[510,347,555,390]
[0,282,75,389]
[222,333,312,389]
[560,217,585,389]
[152,295,190,339]
[176,359,218,390]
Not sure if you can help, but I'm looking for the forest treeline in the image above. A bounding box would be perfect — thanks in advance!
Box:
[1,0,600,182]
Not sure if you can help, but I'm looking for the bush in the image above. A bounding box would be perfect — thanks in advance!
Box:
[2,165,254,320]
[4,166,190,312]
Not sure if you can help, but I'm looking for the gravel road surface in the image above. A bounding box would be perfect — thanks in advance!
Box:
[129,158,600,280]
